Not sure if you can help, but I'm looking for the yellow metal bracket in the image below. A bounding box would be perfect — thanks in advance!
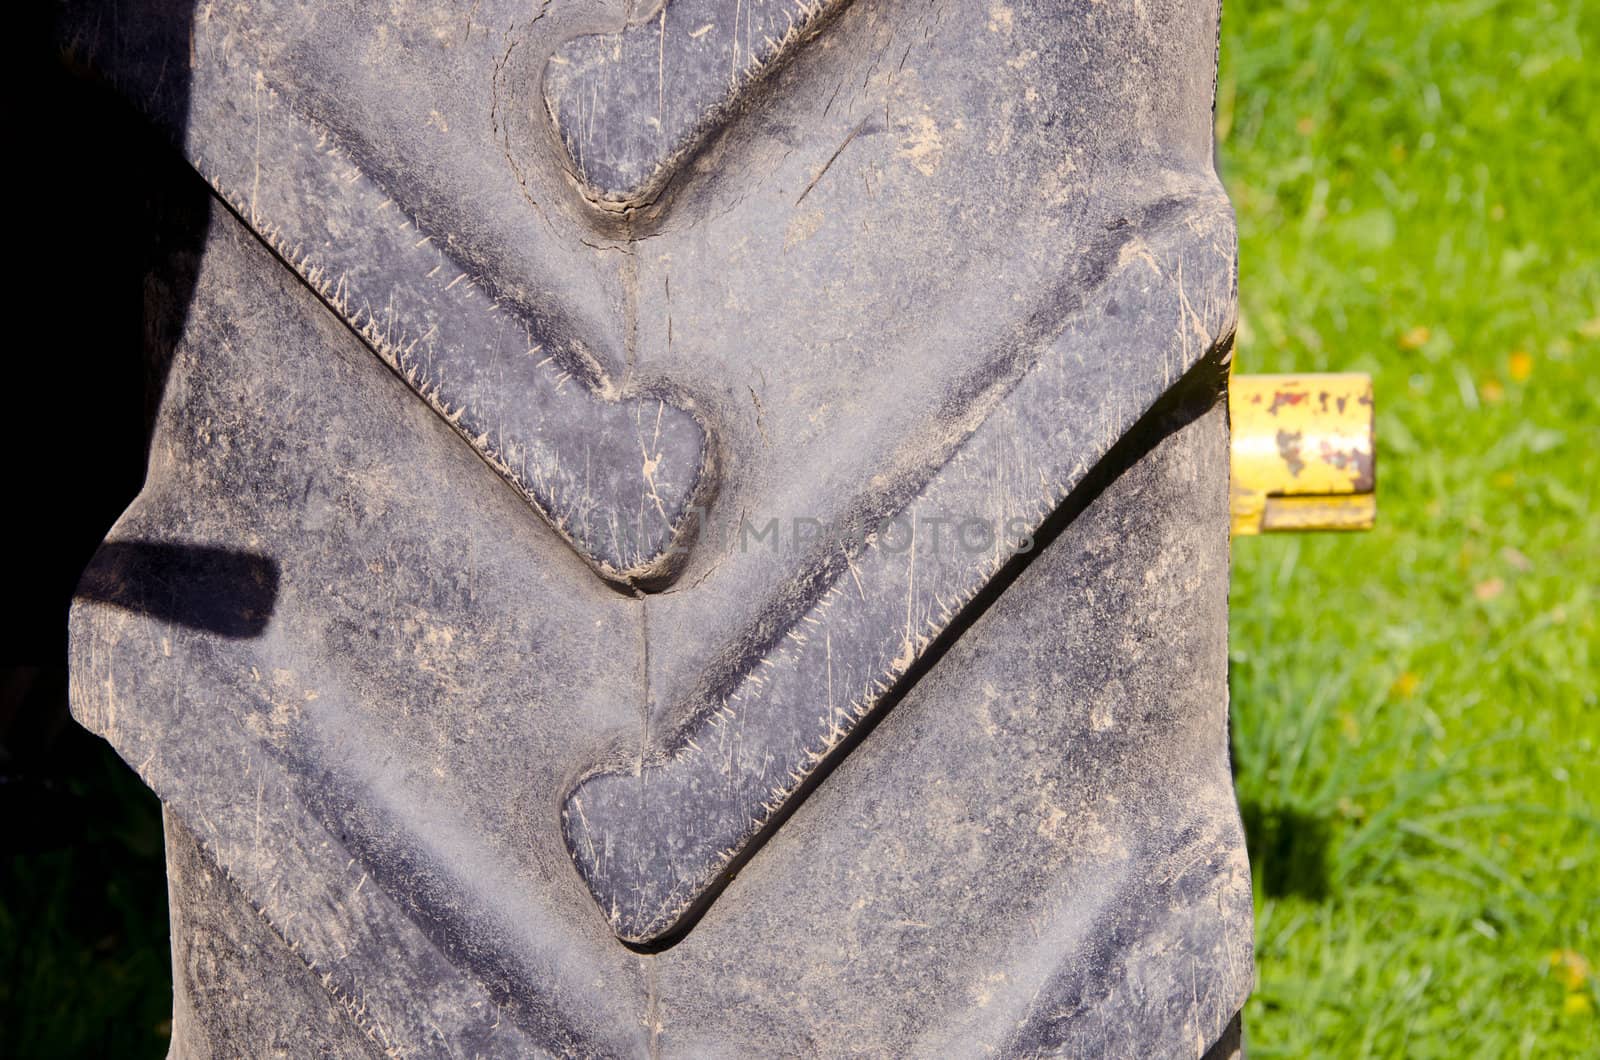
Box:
[1230,372,1375,535]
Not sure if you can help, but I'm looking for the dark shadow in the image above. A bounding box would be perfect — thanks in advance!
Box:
[75,542,280,639]
[0,674,172,1056]
[1236,798,1333,901]
[9,0,209,674]
[3,2,205,1054]
[1226,677,1336,902]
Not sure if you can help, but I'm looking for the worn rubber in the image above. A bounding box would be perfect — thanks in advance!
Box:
[63,0,1251,1054]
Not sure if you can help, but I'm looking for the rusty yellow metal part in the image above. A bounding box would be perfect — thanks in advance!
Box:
[1230,372,1375,535]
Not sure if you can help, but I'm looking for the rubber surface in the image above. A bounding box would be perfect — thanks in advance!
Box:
[62,0,1251,1053]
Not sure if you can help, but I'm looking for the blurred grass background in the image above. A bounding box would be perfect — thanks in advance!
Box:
[1219,0,1598,1054]
[3,0,1597,1056]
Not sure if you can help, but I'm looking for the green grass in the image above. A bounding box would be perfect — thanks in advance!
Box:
[1219,0,1599,1054]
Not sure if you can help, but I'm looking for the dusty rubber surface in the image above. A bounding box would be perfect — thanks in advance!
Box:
[63,0,1250,1053]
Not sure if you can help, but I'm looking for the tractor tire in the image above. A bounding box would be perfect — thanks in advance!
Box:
[62,0,1251,1055]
